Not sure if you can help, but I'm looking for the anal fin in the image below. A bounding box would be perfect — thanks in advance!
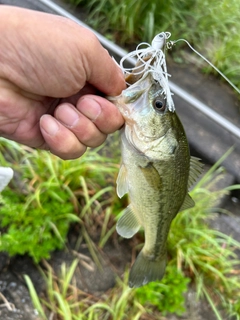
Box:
[179,193,195,212]
[116,205,140,239]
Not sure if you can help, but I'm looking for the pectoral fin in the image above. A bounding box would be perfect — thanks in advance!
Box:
[179,193,195,212]
[116,164,128,198]
[116,205,141,239]
[139,163,162,189]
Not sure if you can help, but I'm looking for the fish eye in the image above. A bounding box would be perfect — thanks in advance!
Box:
[153,98,166,112]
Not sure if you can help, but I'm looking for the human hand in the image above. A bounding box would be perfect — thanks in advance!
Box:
[0,6,125,159]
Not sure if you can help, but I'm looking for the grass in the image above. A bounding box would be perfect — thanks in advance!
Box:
[1,137,240,319]
[0,136,122,263]
[25,259,188,319]
[25,261,148,320]
[168,149,240,319]
[67,0,240,91]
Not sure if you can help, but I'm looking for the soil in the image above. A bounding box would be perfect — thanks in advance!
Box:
[0,232,133,319]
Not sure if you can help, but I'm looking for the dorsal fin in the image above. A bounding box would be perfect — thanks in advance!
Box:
[188,156,204,189]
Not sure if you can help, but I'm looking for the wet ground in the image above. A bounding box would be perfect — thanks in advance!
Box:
[1,0,240,319]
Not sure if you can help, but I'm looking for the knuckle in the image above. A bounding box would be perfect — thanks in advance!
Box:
[50,145,87,160]
[79,130,106,147]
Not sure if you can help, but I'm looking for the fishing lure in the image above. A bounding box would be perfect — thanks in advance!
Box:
[119,32,175,112]
[118,31,239,95]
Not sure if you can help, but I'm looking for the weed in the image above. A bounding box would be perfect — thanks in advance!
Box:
[168,150,240,319]
[1,138,240,319]
[136,264,190,316]
[0,188,77,262]
[25,260,148,320]
[68,0,240,89]
[0,137,121,262]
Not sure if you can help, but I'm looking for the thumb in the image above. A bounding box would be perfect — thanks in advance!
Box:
[78,30,126,96]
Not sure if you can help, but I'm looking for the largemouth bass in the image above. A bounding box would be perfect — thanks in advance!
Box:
[110,33,203,288]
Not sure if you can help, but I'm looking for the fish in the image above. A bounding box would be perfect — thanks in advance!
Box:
[109,35,203,288]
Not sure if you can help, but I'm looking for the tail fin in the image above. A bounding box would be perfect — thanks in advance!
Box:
[128,250,166,288]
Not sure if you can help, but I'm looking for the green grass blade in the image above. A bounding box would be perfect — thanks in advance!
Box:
[80,186,113,218]
[54,291,72,320]
[61,260,79,298]
[24,275,47,319]
[203,286,223,320]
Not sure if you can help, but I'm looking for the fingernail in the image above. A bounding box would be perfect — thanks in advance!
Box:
[56,104,79,127]
[78,98,101,121]
[40,115,59,136]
